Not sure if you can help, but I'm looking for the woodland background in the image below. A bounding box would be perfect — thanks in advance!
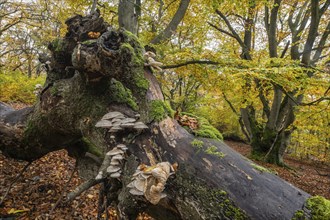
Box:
[1,0,329,162]
[0,0,330,219]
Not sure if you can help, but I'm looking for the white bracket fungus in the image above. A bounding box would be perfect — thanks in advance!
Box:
[95,111,149,133]
[95,144,128,180]
[127,162,177,205]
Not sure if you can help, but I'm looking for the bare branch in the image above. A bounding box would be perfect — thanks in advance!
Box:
[208,22,237,39]
[162,60,219,69]
[67,178,103,202]
[0,162,32,206]
[215,9,245,48]
[280,41,290,58]
[49,161,77,215]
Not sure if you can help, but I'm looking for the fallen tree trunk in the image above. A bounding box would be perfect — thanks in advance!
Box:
[0,12,310,220]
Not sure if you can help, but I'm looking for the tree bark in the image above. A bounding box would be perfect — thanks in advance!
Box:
[118,0,140,35]
[150,0,190,45]
[0,12,311,220]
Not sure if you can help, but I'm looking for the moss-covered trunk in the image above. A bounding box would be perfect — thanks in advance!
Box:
[0,11,312,220]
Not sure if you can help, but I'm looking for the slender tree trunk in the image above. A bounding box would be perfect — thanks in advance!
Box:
[150,0,190,44]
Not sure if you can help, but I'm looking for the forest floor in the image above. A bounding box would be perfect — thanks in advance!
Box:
[225,140,330,200]
[1,143,329,219]
[0,103,329,219]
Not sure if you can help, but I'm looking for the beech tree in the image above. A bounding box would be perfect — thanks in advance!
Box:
[209,0,330,165]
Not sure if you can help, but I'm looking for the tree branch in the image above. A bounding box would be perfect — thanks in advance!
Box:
[215,9,245,48]
[162,60,219,69]
[0,161,32,206]
[67,178,103,202]
[280,41,290,58]
[208,22,237,39]
[150,0,190,44]
[222,92,251,142]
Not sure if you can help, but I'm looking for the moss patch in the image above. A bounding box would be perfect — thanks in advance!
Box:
[174,171,248,219]
[191,139,204,150]
[81,39,97,45]
[51,38,64,52]
[292,210,307,220]
[119,42,149,94]
[205,145,225,159]
[81,137,102,157]
[292,196,330,220]
[149,100,173,122]
[109,79,138,111]
[182,112,223,140]
[306,196,330,220]
[251,163,272,173]
[191,139,225,159]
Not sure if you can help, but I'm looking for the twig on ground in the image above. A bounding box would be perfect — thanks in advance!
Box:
[0,161,32,206]
[49,160,78,215]
[97,182,105,220]
[67,178,103,202]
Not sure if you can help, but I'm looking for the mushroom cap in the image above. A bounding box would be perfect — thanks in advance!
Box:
[117,144,128,150]
[133,122,149,129]
[127,181,135,188]
[134,179,146,191]
[95,120,113,128]
[129,188,144,196]
[121,118,136,124]
[110,172,121,178]
[132,170,142,177]
[121,123,135,128]
[112,154,124,160]
[95,171,104,180]
[106,165,121,173]
[106,148,124,156]
[112,122,122,127]
[109,126,123,132]
[110,160,120,165]
[111,118,123,123]
[102,111,124,120]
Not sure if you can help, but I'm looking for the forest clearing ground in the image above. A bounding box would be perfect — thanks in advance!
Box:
[225,140,330,200]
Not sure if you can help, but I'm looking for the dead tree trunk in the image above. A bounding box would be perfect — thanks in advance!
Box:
[0,12,310,220]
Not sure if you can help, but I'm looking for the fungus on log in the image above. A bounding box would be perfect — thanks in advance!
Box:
[0,12,312,220]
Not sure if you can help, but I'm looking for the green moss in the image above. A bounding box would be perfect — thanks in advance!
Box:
[81,39,97,45]
[205,145,225,159]
[134,74,149,91]
[163,101,175,117]
[149,100,172,122]
[182,112,223,140]
[119,42,149,96]
[306,196,330,220]
[81,137,102,157]
[191,140,225,159]
[251,163,271,173]
[109,79,138,111]
[51,38,64,52]
[50,85,59,96]
[292,210,307,220]
[191,139,204,149]
[291,196,330,220]
[174,172,248,219]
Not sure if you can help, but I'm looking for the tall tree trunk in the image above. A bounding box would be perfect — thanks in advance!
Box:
[118,0,140,35]
[0,12,311,220]
[150,0,190,44]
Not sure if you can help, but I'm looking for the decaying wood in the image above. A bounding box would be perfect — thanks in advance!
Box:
[0,12,311,220]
